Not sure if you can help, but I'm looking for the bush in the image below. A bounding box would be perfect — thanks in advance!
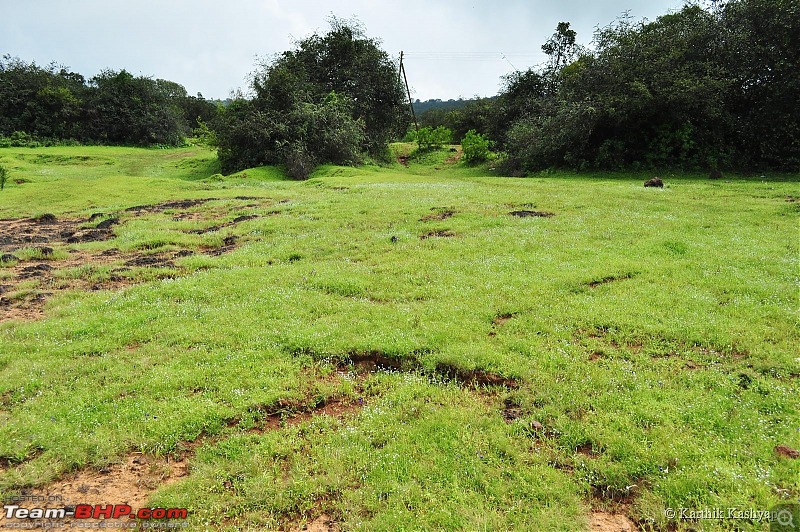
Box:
[414,126,452,152]
[283,143,318,180]
[461,129,491,163]
[0,165,8,190]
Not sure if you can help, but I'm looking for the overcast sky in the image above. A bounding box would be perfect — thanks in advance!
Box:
[1,0,686,101]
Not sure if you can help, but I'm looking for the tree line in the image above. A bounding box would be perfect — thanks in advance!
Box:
[0,55,217,146]
[420,0,799,173]
[1,0,796,175]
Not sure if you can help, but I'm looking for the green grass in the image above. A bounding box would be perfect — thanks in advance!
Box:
[0,145,798,530]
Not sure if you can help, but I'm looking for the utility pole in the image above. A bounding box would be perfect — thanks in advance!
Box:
[399,51,419,134]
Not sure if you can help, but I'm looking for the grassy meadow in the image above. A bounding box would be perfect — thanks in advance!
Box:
[0,145,798,530]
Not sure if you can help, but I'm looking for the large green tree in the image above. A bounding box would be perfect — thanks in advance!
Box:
[83,70,189,145]
[501,0,799,172]
[216,18,409,176]
[0,56,86,139]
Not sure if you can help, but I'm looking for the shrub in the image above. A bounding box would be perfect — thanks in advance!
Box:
[0,165,7,190]
[283,143,318,180]
[414,126,452,152]
[461,129,491,163]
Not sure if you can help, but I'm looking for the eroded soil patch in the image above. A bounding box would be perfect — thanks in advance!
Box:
[0,453,188,528]
[590,511,636,531]
[0,202,251,322]
[420,229,456,239]
[124,198,219,214]
[0,215,115,248]
[587,273,635,288]
[1,370,366,529]
[420,208,455,222]
[335,350,520,390]
[509,210,555,218]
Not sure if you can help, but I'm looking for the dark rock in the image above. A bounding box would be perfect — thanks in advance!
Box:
[1,253,18,262]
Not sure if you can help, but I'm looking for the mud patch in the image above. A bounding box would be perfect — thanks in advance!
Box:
[205,235,239,256]
[587,273,634,288]
[434,365,520,389]
[325,350,521,390]
[33,213,58,224]
[420,208,455,222]
[445,146,463,164]
[251,397,364,433]
[125,198,219,214]
[0,453,188,528]
[775,445,799,459]
[124,255,177,269]
[299,514,339,532]
[576,442,600,458]
[509,210,555,218]
[488,313,515,337]
[184,214,258,235]
[0,204,242,322]
[0,217,114,248]
[590,511,636,531]
[420,229,456,239]
[501,397,524,423]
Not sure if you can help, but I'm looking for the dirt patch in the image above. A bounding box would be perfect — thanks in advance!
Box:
[420,208,455,222]
[205,235,239,256]
[509,210,555,218]
[492,313,514,326]
[123,255,177,269]
[420,229,456,239]
[125,198,219,214]
[0,452,188,528]
[576,442,600,458]
[0,217,114,248]
[0,247,175,322]
[445,146,463,164]
[0,204,243,322]
[253,397,364,434]
[333,350,520,390]
[501,397,524,423]
[590,511,636,531]
[299,514,339,532]
[434,363,520,389]
[184,214,258,234]
[587,273,634,288]
[775,445,800,459]
[1,374,365,528]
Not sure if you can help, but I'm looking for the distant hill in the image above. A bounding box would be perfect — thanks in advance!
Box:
[412,99,473,115]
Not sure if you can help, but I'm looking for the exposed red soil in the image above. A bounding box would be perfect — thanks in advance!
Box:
[0,200,261,322]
